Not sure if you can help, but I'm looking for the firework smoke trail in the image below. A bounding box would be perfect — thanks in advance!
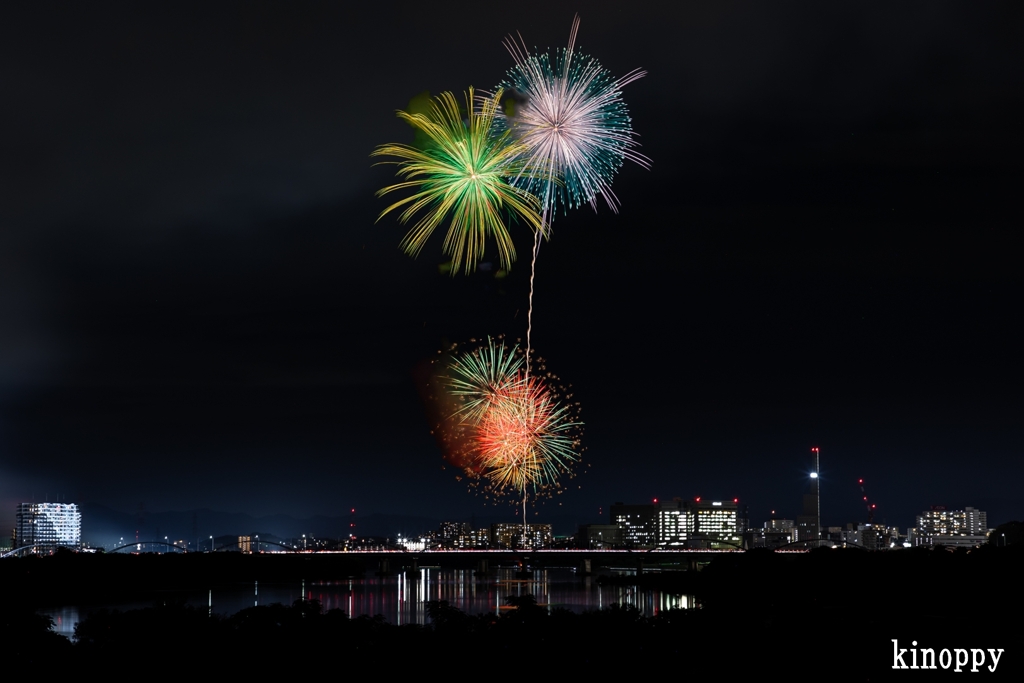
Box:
[372,88,546,275]
[499,15,649,376]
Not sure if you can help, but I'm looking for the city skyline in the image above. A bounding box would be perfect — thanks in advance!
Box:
[1,3,1022,533]
[3,491,1003,554]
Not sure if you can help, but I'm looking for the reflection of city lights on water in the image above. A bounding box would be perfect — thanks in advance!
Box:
[37,568,697,631]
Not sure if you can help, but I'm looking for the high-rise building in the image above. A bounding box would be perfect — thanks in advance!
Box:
[913,506,990,548]
[610,502,657,548]
[656,498,690,547]
[689,499,741,548]
[964,507,988,535]
[14,503,82,551]
[795,451,821,542]
[917,506,988,536]
[917,506,961,535]
[439,521,470,547]
[612,499,741,549]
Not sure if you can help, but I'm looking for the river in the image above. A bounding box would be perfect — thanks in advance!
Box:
[40,566,695,639]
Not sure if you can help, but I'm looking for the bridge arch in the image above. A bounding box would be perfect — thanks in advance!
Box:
[109,541,187,554]
[772,538,871,551]
[1,544,82,559]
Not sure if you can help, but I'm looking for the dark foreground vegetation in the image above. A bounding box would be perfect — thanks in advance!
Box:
[4,545,1024,677]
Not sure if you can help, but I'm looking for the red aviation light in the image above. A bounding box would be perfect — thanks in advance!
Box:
[695,497,701,503]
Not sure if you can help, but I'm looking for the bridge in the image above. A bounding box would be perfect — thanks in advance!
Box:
[240,547,805,575]
[2,542,831,578]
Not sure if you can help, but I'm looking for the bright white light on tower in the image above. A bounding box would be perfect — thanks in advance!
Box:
[810,472,818,478]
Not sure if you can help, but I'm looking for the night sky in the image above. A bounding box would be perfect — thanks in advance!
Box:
[2,2,1022,535]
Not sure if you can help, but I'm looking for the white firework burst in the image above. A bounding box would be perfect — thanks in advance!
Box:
[500,14,650,217]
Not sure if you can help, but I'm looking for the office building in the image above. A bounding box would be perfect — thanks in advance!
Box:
[689,498,741,548]
[609,498,741,549]
[490,523,552,549]
[439,521,470,547]
[14,502,81,551]
[913,506,990,548]
[455,528,491,549]
[610,502,657,548]
[656,498,690,547]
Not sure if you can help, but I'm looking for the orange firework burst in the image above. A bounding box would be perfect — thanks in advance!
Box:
[474,373,576,495]
[423,337,583,504]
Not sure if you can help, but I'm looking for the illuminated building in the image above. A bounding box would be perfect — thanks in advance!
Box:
[610,502,657,548]
[656,498,690,547]
[964,507,987,535]
[913,506,990,548]
[439,521,470,547]
[795,450,821,543]
[490,523,552,548]
[916,506,988,536]
[765,518,796,532]
[455,528,491,548]
[611,498,740,548]
[842,523,901,550]
[14,502,81,551]
[577,524,622,547]
[688,499,741,548]
[238,536,252,553]
[747,518,795,549]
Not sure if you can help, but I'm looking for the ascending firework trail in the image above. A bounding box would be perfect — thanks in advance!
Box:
[499,14,649,378]
[372,15,645,543]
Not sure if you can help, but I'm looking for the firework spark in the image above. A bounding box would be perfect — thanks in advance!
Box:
[446,335,525,424]
[372,88,547,275]
[473,373,580,496]
[498,15,649,376]
[500,14,649,217]
[436,337,582,502]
